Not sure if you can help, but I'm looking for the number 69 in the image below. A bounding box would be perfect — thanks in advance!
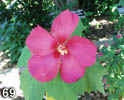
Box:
[1,87,16,98]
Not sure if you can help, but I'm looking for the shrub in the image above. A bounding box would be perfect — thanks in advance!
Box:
[98,34,124,100]
[0,17,31,63]
[0,0,55,63]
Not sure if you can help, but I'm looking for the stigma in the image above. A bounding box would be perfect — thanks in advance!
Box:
[57,45,68,55]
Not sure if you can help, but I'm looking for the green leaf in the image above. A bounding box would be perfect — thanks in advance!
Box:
[20,62,106,100]
[43,62,106,100]
[44,74,78,100]
[82,62,107,93]
[20,69,45,100]
[17,46,31,67]
[71,19,86,37]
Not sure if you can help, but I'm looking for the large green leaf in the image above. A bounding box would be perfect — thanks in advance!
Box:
[20,69,45,100]
[71,19,86,37]
[20,60,106,100]
[17,46,31,67]
[44,63,106,100]
[82,63,106,93]
[44,74,78,100]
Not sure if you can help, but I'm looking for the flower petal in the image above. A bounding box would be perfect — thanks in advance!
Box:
[51,10,79,44]
[67,36,97,67]
[26,25,57,56]
[60,54,85,83]
[28,53,60,82]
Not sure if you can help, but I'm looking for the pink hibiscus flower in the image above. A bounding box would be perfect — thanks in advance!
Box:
[97,52,103,58]
[104,43,109,47]
[117,34,122,38]
[26,10,97,83]
[116,49,121,53]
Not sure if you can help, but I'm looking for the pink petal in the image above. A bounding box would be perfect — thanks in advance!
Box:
[51,10,79,44]
[103,79,106,84]
[67,36,97,67]
[26,25,57,56]
[97,52,103,58]
[117,34,122,38]
[60,54,85,83]
[104,43,109,47]
[28,53,60,82]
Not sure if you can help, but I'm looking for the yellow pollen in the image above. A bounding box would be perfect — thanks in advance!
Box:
[57,45,68,55]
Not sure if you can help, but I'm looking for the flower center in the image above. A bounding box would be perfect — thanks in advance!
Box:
[57,44,68,55]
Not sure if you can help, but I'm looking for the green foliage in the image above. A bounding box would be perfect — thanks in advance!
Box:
[0,17,31,63]
[0,3,11,22]
[71,19,86,37]
[0,0,55,63]
[17,47,31,67]
[15,0,54,28]
[82,63,106,93]
[115,15,124,34]
[44,63,106,99]
[79,0,119,16]
[81,17,91,34]
[21,69,45,100]
[53,63,104,99]
[98,34,124,99]
[52,0,77,10]
[95,0,118,16]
